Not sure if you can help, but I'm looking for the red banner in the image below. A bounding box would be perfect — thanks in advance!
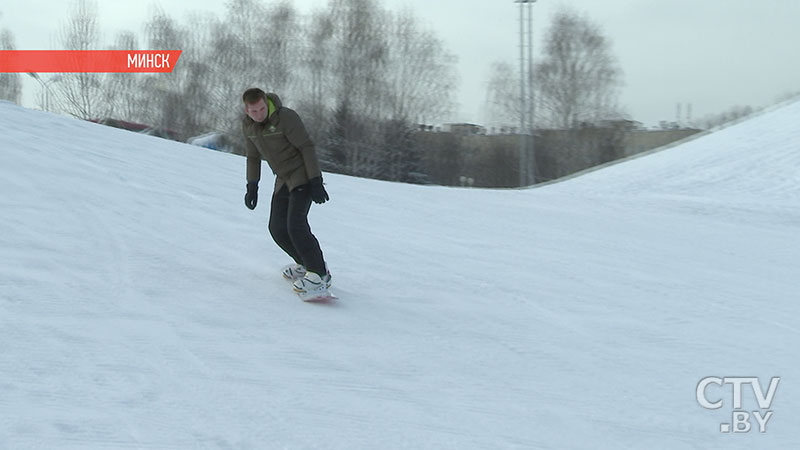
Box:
[0,50,182,73]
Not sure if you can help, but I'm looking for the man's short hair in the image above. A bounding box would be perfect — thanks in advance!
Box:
[242,88,267,104]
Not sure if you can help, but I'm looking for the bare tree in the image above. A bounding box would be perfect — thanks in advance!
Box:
[384,8,457,122]
[322,0,391,177]
[0,28,22,104]
[53,0,105,119]
[295,9,335,143]
[204,9,255,141]
[481,9,626,184]
[215,0,271,91]
[175,13,226,139]
[328,0,390,118]
[201,0,277,145]
[263,1,301,96]
[99,31,145,121]
[535,8,623,129]
[143,6,185,125]
[483,61,523,131]
[317,0,459,180]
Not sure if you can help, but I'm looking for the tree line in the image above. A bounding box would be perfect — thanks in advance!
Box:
[5,3,798,186]
[3,1,635,186]
[15,3,774,186]
[0,23,23,103]
[2,0,458,184]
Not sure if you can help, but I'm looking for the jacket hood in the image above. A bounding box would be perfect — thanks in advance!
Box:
[265,92,282,113]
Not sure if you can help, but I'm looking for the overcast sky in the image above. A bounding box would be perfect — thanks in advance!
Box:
[2,0,799,126]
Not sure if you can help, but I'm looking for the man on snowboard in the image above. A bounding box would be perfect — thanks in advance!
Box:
[241,87,331,297]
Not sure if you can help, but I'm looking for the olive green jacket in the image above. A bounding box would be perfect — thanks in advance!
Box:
[243,93,322,192]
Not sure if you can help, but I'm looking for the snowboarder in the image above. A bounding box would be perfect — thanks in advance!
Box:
[241,87,332,298]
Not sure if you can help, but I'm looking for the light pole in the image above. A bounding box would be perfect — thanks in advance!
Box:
[27,73,62,112]
[515,0,537,186]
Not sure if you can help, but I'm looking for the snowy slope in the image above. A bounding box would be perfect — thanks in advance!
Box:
[1,99,798,450]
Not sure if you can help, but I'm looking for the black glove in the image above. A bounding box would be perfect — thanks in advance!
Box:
[244,182,258,210]
[309,176,329,204]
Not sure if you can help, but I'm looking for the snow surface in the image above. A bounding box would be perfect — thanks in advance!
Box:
[1,99,799,449]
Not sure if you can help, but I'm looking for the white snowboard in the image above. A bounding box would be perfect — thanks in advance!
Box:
[285,273,337,302]
[296,289,338,303]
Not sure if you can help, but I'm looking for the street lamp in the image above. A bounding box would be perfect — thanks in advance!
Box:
[515,0,538,186]
[27,73,62,112]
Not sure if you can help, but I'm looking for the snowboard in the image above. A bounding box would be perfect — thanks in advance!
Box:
[284,274,337,303]
[296,289,338,303]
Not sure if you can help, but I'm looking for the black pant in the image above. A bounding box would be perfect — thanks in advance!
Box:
[268,183,327,276]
